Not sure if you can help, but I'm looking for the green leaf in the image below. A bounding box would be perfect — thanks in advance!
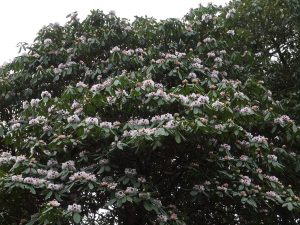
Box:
[292,124,298,133]
[236,161,242,167]
[238,185,244,191]
[98,167,105,174]
[0,126,4,136]
[143,201,153,211]
[246,198,257,208]
[123,177,130,185]
[175,134,181,143]
[29,186,36,194]
[190,191,198,196]
[53,75,60,82]
[45,191,53,200]
[73,213,81,223]
[88,182,94,190]
[287,203,294,211]
[104,166,111,172]
[106,198,116,206]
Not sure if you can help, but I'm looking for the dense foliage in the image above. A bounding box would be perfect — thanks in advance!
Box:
[0,0,300,224]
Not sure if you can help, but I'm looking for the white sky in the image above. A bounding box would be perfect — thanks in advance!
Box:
[0,0,228,65]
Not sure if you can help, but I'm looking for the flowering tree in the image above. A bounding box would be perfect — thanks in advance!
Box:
[0,1,300,225]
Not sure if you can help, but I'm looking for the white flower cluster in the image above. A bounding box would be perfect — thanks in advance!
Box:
[234,92,247,99]
[99,121,113,129]
[151,113,174,123]
[57,109,70,116]
[85,117,99,126]
[79,35,86,43]
[124,168,137,176]
[67,203,82,213]
[47,183,64,190]
[53,67,62,74]
[29,116,47,125]
[43,125,52,132]
[240,155,249,161]
[139,192,151,200]
[47,159,58,167]
[111,46,120,53]
[11,122,21,130]
[203,37,216,43]
[141,79,155,89]
[201,14,213,23]
[240,175,251,186]
[122,128,158,138]
[188,72,197,79]
[0,151,16,165]
[41,91,51,99]
[128,118,150,126]
[267,154,277,161]
[265,175,280,183]
[154,58,165,64]
[69,171,96,182]
[226,8,236,19]
[62,160,76,170]
[105,182,117,190]
[163,120,178,129]
[211,70,219,79]
[115,190,126,198]
[274,115,293,126]
[214,57,223,66]
[221,79,242,88]
[30,99,41,107]
[67,115,80,124]
[146,90,170,100]
[222,155,234,160]
[125,187,138,194]
[190,95,209,107]
[71,101,81,109]
[47,170,60,179]
[23,177,47,186]
[212,100,225,111]
[37,169,48,176]
[227,30,235,36]
[115,89,128,98]
[135,48,144,54]
[122,49,134,56]
[193,184,205,192]
[175,51,186,59]
[76,81,88,88]
[251,135,268,145]
[192,62,203,69]
[265,191,278,199]
[220,50,227,55]
[47,200,60,207]
[215,124,226,131]
[217,184,228,192]
[11,175,24,182]
[11,175,47,187]
[240,107,253,115]
[220,144,231,151]
[157,215,168,222]
[207,52,216,58]
[16,155,27,163]
[164,53,176,59]
[44,38,53,46]
[90,78,113,92]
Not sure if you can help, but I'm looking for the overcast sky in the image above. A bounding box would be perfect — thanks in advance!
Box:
[0,0,228,65]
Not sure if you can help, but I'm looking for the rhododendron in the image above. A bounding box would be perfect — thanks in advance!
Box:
[0,2,299,225]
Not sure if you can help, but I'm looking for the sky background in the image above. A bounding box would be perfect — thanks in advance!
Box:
[0,0,228,65]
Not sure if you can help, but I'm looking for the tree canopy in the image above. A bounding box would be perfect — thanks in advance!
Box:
[0,0,300,224]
